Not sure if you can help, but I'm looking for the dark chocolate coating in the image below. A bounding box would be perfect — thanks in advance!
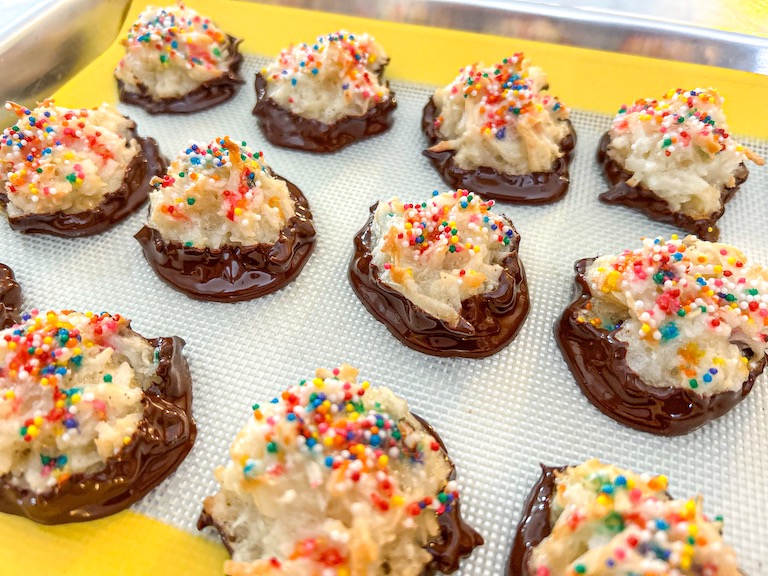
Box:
[0,127,167,237]
[0,264,22,328]
[596,132,749,242]
[198,412,483,575]
[556,258,767,436]
[252,72,397,153]
[421,98,576,204]
[506,464,564,576]
[135,177,316,302]
[348,202,530,358]
[0,334,196,524]
[117,36,244,114]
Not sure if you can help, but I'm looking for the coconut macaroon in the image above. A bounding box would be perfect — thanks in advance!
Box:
[598,88,764,241]
[198,364,482,576]
[135,137,316,302]
[0,309,195,523]
[350,190,530,357]
[0,99,164,236]
[422,53,575,203]
[253,31,397,152]
[557,235,768,435]
[115,3,243,113]
[508,460,741,576]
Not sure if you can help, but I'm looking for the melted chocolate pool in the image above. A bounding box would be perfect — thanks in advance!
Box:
[0,334,195,524]
[0,127,166,237]
[421,99,576,204]
[136,176,315,302]
[597,132,749,242]
[117,36,244,114]
[0,263,21,328]
[198,412,483,575]
[349,203,530,358]
[252,72,397,153]
[556,259,766,436]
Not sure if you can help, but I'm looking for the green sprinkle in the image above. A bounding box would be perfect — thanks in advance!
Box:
[448,245,456,253]
[266,442,278,453]
[689,379,699,389]
[212,48,221,57]
[575,565,587,575]
[159,54,168,64]
[178,172,185,177]
[677,309,686,317]
[187,197,195,205]
[184,241,194,247]
[66,173,77,183]
[252,403,260,410]
[103,374,113,383]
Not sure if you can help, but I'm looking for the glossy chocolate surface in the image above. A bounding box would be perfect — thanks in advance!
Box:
[556,258,767,436]
[252,72,397,153]
[198,412,483,575]
[117,36,244,114]
[136,177,315,302]
[349,203,530,358]
[597,132,749,242]
[0,264,22,328]
[0,129,166,237]
[421,99,576,204]
[506,465,564,576]
[0,334,195,524]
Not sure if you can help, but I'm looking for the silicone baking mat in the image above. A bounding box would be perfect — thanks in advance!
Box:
[1,2,767,575]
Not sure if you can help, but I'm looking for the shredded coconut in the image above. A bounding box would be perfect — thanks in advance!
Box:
[203,365,459,576]
[607,88,764,218]
[262,31,391,124]
[429,53,571,174]
[370,190,514,325]
[580,236,768,395]
[0,310,155,494]
[115,2,237,100]
[1,100,138,217]
[146,137,295,249]
[530,459,740,576]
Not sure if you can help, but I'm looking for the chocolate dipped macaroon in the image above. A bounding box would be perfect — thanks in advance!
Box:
[253,31,397,153]
[198,364,483,576]
[115,3,243,114]
[350,190,529,358]
[557,235,768,436]
[136,136,315,302]
[0,100,165,237]
[422,53,575,204]
[597,88,764,241]
[508,460,744,576]
[0,309,195,524]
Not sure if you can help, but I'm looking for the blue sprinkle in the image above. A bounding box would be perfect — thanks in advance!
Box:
[324,456,334,467]
[703,373,713,383]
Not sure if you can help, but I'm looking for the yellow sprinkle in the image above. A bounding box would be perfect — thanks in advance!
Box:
[473,246,481,253]
[27,425,39,437]
[4,390,15,400]
[377,454,389,467]
[392,495,404,506]
[323,437,333,446]
[64,152,74,160]
[361,381,370,390]
[641,323,651,334]
[713,265,723,274]
[123,436,132,445]
[40,377,49,386]
[596,494,611,506]
[7,342,16,350]
[671,234,679,240]
[450,236,459,244]
[72,347,81,355]
[33,416,43,426]
[234,207,243,216]
[71,393,81,404]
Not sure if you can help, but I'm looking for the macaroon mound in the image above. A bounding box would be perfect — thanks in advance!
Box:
[598,88,764,240]
[135,136,315,302]
[350,189,529,357]
[0,99,165,236]
[253,31,397,152]
[508,460,742,576]
[422,53,575,203]
[115,2,243,114]
[198,364,483,576]
[0,309,195,524]
[557,235,768,435]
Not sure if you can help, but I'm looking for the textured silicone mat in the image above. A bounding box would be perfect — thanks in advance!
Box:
[1,54,767,574]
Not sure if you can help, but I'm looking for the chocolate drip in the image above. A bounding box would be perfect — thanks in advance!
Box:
[0,264,22,328]
[198,412,483,575]
[0,127,167,237]
[556,259,766,436]
[117,36,244,114]
[506,465,564,576]
[135,177,316,302]
[0,334,195,524]
[421,98,576,204]
[596,132,749,242]
[252,72,397,153]
[348,202,530,358]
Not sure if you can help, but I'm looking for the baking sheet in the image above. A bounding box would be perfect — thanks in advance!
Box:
[1,48,767,573]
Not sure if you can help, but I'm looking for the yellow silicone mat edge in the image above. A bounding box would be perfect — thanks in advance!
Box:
[4,1,768,575]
